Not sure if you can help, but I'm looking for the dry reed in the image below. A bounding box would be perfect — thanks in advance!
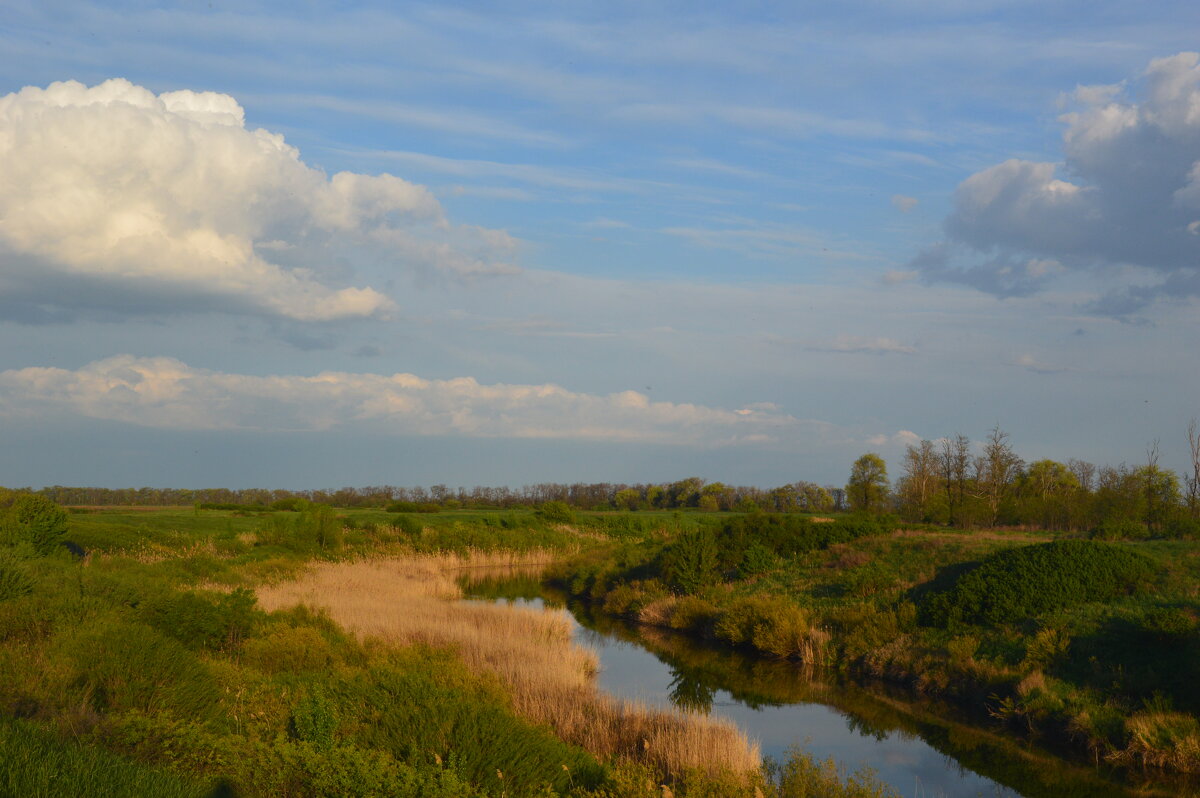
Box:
[256,553,761,779]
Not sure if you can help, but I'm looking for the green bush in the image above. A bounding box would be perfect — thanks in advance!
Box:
[661,528,721,594]
[920,540,1159,627]
[535,501,575,524]
[138,588,260,652]
[4,495,69,555]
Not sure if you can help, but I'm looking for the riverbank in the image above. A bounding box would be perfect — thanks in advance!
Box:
[550,515,1200,779]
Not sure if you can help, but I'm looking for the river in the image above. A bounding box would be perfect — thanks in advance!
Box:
[461,572,1194,798]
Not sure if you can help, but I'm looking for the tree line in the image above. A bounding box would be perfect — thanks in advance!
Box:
[13,479,850,513]
[846,422,1200,537]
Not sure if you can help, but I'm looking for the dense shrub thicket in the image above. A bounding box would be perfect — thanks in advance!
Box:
[919,540,1159,627]
[659,514,891,594]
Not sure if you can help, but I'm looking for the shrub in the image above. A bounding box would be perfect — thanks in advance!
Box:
[534,501,575,524]
[920,540,1159,627]
[1164,516,1200,539]
[660,528,721,594]
[4,495,69,555]
[1090,518,1150,540]
[289,688,338,751]
[713,595,827,661]
[138,588,260,652]
[243,625,340,674]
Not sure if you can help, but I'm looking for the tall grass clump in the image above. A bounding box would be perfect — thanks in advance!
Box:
[919,540,1159,627]
[0,716,213,798]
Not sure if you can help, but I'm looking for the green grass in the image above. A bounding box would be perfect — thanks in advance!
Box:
[0,716,213,798]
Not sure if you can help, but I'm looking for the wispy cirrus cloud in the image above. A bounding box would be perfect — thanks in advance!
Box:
[806,335,917,355]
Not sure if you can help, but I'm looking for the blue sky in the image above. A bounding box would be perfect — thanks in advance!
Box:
[0,1,1198,490]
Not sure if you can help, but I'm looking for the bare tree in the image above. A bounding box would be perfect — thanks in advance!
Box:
[898,439,938,521]
[939,434,972,526]
[1188,419,1200,518]
[973,425,1024,527]
[1067,458,1096,493]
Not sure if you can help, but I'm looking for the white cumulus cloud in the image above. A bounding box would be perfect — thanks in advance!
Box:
[0,355,805,445]
[0,79,516,322]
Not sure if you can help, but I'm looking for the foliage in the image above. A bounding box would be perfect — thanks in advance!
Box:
[919,540,1159,627]
[4,495,70,555]
[535,500,576,524]
[845,454,889,514]
[661,528,721,594]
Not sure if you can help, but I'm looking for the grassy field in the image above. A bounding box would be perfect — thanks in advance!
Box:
[0,503,898,798]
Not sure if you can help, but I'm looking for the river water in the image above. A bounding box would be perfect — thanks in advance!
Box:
[461,574,1193,798]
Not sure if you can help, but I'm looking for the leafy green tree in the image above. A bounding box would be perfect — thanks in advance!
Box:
[846,453,890,514]
[5,495,69,555]
[613,488,642,511]
[1017,459,1079,530]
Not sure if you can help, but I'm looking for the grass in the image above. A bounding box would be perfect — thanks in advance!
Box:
[0,716,214,798]
[256,553,763,781]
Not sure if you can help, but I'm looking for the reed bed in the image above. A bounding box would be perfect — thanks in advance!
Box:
[256,553,761,780]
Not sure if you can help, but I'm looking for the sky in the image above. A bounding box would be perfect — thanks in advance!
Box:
[0,1,1198,490]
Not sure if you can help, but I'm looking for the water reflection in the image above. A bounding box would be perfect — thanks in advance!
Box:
[460,572,1195,798]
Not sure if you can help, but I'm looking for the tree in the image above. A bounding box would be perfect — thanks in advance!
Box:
[846,453,889,514]
[613,488,642,511]
[939,434,973,526]
[1017,460,1079,530]
[973,425,1024,526]
[1187,419,1200,518]
[896,439,938,521]
[796,482,834,512]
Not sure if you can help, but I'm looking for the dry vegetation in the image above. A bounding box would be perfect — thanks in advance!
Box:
[256,551,761,780]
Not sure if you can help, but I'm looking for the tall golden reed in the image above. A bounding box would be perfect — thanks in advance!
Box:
[256,552,761,779]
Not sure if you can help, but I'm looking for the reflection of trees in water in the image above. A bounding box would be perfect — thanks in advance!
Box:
[667,668,716,714]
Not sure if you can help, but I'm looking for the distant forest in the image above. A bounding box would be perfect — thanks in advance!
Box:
[11,423,1200,538]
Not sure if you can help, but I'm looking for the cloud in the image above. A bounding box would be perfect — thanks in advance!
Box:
[0,79,516,322]
[1012,354,1070,374]
[0,355,809,445]
[891,194,919,212]
[911,53,1200,314]
[866,430,922,447]
[806,335,916,355]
